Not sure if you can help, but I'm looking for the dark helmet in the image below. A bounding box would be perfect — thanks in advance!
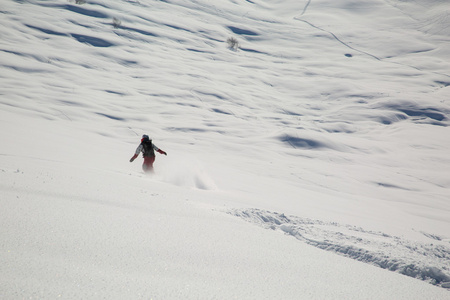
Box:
[141,134,150,142]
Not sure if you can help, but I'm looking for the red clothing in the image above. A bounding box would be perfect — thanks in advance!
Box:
[143,156,155,173]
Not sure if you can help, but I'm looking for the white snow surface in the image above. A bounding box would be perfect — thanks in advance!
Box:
[1,0,450,299]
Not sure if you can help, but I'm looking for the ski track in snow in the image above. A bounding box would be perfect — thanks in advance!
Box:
[229,208,450,288]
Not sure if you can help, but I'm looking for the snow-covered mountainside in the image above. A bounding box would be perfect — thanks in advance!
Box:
[1,0,449,298]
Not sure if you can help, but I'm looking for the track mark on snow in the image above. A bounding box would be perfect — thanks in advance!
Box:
[301,0,312,16]
[229,208,450,289]
[294,18,381,61]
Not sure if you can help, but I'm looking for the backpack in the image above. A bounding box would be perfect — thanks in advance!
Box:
[142,140,155,157]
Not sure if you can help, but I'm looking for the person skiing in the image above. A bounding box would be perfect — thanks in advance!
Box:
[130,135,167,172]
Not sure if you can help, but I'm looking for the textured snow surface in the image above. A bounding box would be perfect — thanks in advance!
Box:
[1,0,450,299]
[230,208,450,285]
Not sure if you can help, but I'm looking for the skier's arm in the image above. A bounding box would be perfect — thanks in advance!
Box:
[130,144,143,162]
[153,144,167,156]
[135,144,143,155]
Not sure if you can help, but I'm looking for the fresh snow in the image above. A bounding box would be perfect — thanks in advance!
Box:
[1,0,450,299]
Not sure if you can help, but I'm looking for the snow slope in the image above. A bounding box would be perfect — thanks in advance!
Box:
[1,0,450,298]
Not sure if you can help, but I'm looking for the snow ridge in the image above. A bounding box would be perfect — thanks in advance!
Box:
[229,208,450,289]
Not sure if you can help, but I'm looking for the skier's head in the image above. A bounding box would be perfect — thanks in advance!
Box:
[141,134,150,143]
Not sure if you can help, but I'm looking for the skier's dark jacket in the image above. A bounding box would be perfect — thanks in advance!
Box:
[142,140,155,157]
[134,140,160,157]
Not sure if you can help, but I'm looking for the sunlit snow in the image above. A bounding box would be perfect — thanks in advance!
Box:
[1,0,450,298]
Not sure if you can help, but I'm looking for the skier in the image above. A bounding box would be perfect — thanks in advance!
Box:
[130,135,167,173]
